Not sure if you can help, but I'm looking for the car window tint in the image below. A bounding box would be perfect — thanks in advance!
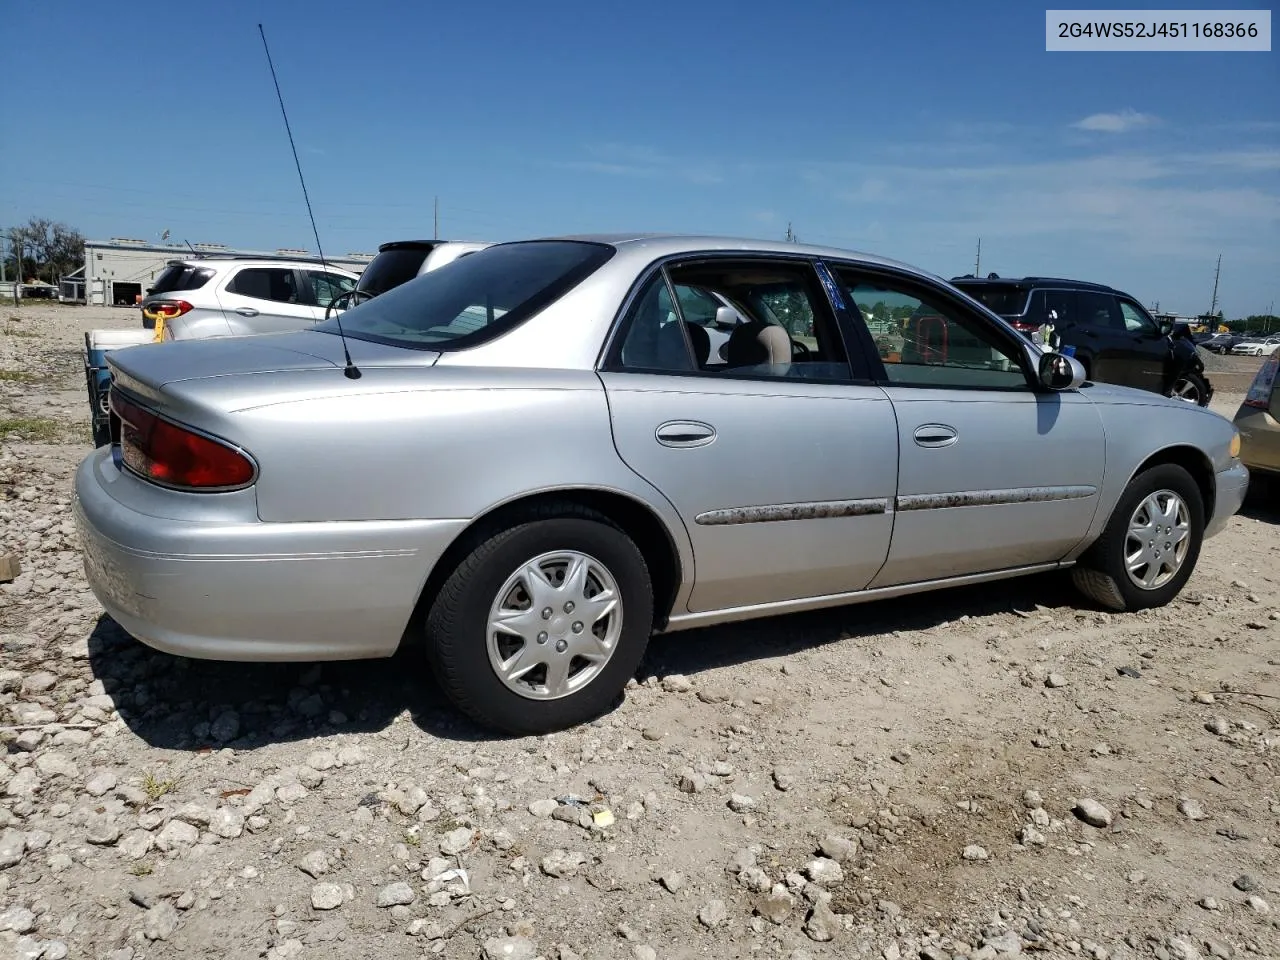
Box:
[1076,292,1122,331]
[1037,290,1077,328]
[308,271,355,308]
[617,275,696,372]
[227,268,300,304]
[150,263,214,294]
[835,271,1027,390]
[1117,299,1157,334]
[674,284,721,326]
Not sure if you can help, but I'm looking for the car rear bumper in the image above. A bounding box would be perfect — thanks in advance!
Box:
[74,448,468,661]
[1205,461,1250,539]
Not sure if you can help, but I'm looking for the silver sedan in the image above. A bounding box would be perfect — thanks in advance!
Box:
[74,235,1250,733]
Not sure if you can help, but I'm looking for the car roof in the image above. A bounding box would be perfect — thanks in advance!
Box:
[950,275,1118,294]
[532,232,944,282]
[169,257,358,274]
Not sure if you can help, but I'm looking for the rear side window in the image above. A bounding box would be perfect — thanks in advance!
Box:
[955,283,1029,316]
[227,268,301,304]
[149,263,214,295]
[355,247,433,296]
[325,241,615,350]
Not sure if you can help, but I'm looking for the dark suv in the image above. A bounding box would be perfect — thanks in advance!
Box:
[951,275,1212,406]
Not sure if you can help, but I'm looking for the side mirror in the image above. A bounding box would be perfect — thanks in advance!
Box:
[714,305,742,328]
[1158,319,1176,337]
[1038,351,1086,391]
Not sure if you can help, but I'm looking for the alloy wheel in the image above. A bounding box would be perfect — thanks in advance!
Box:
[1170,377,1202,403]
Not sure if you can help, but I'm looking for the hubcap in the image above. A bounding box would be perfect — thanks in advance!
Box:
[1171,378,1201,404]
[1124,489,1191,590]
[487,550,622,701]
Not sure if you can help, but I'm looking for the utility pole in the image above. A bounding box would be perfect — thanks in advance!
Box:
[974,237,981,277]
[14,234,22,306]
[1207,253,1221,318]
[433,196,439,241]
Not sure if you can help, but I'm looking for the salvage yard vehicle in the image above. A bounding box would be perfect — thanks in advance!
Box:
[950,275,1214,406]
[1231,336,1280,358]
[83,329,157,448]
[74,235,1250,734]
[325,240,493,316]
[140,255,360,340]
[1234,351,1280,480]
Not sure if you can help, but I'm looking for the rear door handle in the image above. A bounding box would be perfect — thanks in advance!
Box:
[913,423,958,448]
[235,307,259,317]
[656,420,716,448]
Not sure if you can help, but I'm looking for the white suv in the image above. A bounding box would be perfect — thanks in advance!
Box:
[140,257,361,340]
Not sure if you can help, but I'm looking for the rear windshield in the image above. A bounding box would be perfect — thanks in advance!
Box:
[319,240,615,350]
[953,282,1030,317]
[354,247,434,297]
[148,263,214,295]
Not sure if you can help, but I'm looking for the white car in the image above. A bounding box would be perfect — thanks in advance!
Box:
[141,256,361,340]
[1231,337,1280,357]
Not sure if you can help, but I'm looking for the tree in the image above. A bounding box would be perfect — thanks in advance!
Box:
[3,216,85,283]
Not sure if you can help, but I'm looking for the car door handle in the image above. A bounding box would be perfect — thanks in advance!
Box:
[235,307,259,317]
[913,423,958,448]
[655,420,716,448]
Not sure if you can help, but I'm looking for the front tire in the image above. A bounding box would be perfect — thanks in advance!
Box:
[1071,464,1204,612]
[1170,371,1210,406]
[425,508,653,735]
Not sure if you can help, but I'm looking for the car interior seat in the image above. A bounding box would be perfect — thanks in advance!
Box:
[725,320,792,368]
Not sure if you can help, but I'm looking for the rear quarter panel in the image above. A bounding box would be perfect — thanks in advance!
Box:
[162,365,694,562]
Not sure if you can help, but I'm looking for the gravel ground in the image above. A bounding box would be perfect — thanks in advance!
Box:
[2,303,1278,960]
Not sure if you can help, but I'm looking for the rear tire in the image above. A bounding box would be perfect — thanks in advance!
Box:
[424,506,653,735]
[1071,464,1204,612]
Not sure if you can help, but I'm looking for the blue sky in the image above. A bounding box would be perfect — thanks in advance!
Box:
[2,0,1276,316]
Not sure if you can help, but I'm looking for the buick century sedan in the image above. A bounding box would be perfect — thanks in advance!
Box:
[75,235,1250,733]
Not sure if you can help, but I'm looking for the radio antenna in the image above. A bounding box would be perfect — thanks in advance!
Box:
[257,22,360,379]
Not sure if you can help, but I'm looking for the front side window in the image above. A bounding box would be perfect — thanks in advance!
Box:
[308,271,356,307]
[321,241,614,349]
[227,268,300,304]
[611,259,851,380]
[1076,292,1123,332]
[835,270,1027,390]
[1118,298,1159,334]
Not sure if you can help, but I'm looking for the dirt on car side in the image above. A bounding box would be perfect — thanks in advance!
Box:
[2,302,1278,960]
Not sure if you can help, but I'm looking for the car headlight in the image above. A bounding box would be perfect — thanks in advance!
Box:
[1229,431,1242,459]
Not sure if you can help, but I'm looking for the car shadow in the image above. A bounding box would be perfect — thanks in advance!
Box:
[1239,475,1279,524]
[90,573,1080,751]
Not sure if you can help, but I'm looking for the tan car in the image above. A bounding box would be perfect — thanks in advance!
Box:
[1234,351,1280,478]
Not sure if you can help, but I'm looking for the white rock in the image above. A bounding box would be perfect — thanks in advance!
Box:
[119,830,154,861]
[1073,799,1112,828]
[297,850,329,878]
[0,905,37,933]
[962,844,989,861]
[310,883,345,910]
[376,881,415,907]
[698,899,728,928]
[805,858,844,885]
[84,770,118,798]
[34,753,79,780]
[155,820,200,852]
[143,902,180,941]
[661,674,693,693]
[728,794,757,813]
[209,807,244,839]
[528,798,558,818]
[482,936,538,960]
[0,829,25,868]
[305,750,336,771]
[439,826,475,856]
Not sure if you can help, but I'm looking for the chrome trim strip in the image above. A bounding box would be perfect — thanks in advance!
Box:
[694,497,889,526]
[895,485,1096,512]
[662,562,1071,632]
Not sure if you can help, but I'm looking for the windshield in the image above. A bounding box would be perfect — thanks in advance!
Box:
[953,282,1030,317]
[318,240,615,349]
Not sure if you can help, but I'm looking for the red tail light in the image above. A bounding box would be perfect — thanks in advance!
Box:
[142,300,193,321]
[1243,352,1278,409]
[110,389,255,489]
